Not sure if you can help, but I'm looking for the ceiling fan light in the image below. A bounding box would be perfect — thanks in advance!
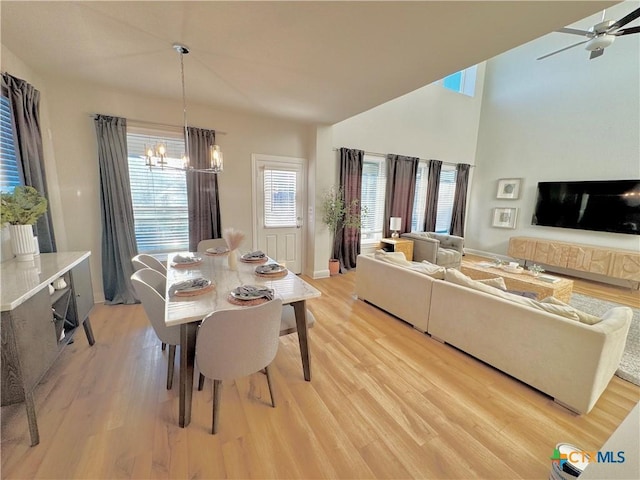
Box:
[585,34,615,51]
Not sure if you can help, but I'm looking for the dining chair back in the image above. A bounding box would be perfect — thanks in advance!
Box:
[131,268,180,389]
[132,253,167,274]
[196,299,283,434]
[197,238,228,252]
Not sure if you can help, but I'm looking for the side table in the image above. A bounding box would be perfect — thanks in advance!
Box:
[380,238,414,261]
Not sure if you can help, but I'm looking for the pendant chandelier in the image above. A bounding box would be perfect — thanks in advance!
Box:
[144,43,223,174]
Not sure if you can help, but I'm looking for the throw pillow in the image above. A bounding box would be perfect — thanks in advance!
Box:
[407,260,445,279]
[444,268,509,297]
[541,296,601,325]
[505,289,538,299]
[477,277,507,290]
[374,249,412,267]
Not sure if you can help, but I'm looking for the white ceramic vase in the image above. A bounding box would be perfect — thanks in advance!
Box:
[228,249,238,271]
[9,224,36,262]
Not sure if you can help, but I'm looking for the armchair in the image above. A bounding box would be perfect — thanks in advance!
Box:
[400,232,464,268]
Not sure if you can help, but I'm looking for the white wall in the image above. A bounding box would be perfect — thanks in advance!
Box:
[2,45,316,301]
[467,4,640,256]
[333,63,486,164]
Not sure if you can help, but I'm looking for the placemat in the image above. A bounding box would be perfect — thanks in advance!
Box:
[239,257,268,264]
[226,294,270,306]
[255,270,288,279]
[174,284,216,297]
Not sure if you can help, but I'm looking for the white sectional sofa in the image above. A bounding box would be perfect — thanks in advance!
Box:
[355,252,632,414]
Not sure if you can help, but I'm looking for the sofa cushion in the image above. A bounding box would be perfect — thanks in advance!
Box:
[444,269,580,320]
[407,260,445,279]
[541,296,602,325]
[374,249,412,266]
[477,277,507,290]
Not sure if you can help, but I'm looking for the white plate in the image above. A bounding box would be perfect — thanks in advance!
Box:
[206,247,229,254]
[173,278,211,292]
[255,264,286,274]
[241,252,266,261]
[231,285,272,300]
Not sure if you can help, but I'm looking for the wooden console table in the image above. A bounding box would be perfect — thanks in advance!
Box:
[1,251,96,446]
[379,238,414,261]
[508,236,640,287]
[461,260,574,302]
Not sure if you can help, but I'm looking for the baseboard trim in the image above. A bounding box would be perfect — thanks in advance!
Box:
[313,269,330,279]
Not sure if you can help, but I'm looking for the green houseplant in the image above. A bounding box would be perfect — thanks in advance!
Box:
[321,185,364,275]
[1,186,48,261]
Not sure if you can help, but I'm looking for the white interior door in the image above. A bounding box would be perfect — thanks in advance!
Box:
[253,155,305,274]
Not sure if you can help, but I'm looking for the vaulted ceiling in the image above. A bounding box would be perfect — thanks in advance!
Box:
[1,1,618,124]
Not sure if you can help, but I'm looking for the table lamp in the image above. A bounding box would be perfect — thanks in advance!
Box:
[390,217,402,238]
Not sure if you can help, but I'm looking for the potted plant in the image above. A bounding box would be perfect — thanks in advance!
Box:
[321,185,364,276]
[1,186,48,261]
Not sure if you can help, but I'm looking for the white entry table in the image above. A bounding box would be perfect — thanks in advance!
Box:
[164,252,321,427]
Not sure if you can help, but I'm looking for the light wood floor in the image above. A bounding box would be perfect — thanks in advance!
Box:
[2,265,639,479]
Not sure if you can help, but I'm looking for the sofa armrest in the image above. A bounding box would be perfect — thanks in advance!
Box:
[401,233,439,263]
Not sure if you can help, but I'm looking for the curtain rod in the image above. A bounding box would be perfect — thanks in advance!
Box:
[333,148,474,168]
[89,114,227,135]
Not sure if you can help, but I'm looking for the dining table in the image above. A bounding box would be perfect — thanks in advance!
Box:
[164,251,321,428]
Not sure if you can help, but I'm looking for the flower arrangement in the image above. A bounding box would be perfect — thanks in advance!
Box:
[528,264,545,275]
[222,227,245,251]
[1,186,48,225]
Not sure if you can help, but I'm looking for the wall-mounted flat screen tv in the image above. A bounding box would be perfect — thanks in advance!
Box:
[532,180,640,235]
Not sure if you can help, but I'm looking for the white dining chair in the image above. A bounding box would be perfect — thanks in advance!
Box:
[279,304,316,335]
[197,238,228,252]
[130,268,180,389]
[196,299,283,434]
[132,253,167,274]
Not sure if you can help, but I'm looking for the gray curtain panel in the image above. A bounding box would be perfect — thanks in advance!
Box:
[423,159,442,232]
[1,72,56,253]
[186,127,222,252]
[449,163,471,237]
[94,114,139,305]
[337,147,364,272]
[383,154,419,237]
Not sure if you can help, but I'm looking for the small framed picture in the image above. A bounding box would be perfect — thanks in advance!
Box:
[492,207,518,229]
[496,178,522,199]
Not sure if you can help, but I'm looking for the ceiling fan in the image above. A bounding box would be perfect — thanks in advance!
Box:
[537,7,640,60]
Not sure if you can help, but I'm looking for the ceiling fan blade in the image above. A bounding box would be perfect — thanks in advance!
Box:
[590,49,605,60]
[536,40,589,60]
[608,7,640,31]
[557,27,590,36]
[614,25,640,36]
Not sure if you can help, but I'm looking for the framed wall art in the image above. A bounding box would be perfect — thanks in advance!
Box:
[492,207,518,229]
[496,178,522,199]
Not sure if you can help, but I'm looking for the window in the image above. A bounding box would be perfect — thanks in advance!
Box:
[410,163,457,234]
[434,167,457,233]
[126,130,189,253]
[360,155,386,243]
[0,95,22,192]
[263,168,297,228]
[441,65,477,97]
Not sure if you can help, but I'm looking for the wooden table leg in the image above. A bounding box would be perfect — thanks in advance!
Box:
[291,300,311,381]
[179,322,198,427]
[24,390,39,446]
[82,317,96,346]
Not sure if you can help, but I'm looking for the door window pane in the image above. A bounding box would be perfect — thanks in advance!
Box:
[264,169,297,228]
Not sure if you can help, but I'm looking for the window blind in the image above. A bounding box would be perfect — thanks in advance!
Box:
[435,167,457,233]
[126,132,189,252]
[0,96,22,192]
[411,161,429,231]
[263,168,297,227]
[361,155,386,242]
